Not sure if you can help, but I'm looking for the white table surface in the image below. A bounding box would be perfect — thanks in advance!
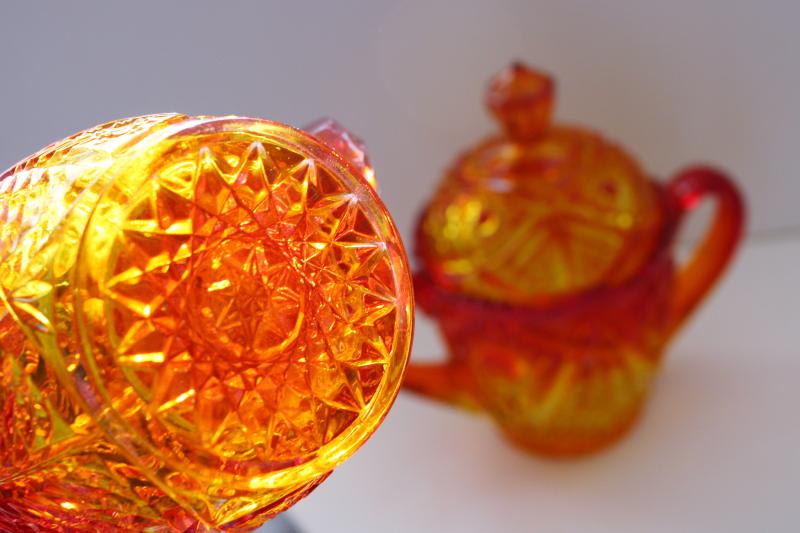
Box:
[283,237,800,533]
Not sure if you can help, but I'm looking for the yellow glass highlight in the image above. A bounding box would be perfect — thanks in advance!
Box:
[419,64,663,306]
[406,63,744,456]
[0,114,413,530]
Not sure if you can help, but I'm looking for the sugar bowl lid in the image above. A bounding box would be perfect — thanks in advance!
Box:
[418,63,664,305]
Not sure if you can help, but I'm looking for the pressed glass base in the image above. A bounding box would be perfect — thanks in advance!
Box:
[501,403,644,458]
[0,114,413,530]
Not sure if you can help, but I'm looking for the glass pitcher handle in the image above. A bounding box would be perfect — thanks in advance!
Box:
[666,166,745,334]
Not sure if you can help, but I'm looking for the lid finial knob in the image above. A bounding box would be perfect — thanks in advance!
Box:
[486,62,555,140]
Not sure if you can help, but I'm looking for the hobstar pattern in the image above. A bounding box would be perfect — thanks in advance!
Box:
[0,115,412,530]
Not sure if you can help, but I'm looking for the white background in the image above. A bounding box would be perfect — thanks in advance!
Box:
[1,0,798,244]
[1,2,798,532]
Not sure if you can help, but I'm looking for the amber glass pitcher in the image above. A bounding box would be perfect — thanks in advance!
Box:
[404,64,744,457]
[0,115,413,530]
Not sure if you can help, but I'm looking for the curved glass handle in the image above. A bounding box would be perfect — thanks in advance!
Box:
[303,117,376,188]
[666,166,745,334]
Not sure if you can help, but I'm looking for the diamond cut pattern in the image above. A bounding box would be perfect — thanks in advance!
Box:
[103,138,398,462]
[0,116,411,530]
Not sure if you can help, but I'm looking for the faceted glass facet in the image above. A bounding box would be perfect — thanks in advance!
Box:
[406,63,744,457]
[0,115,413,530]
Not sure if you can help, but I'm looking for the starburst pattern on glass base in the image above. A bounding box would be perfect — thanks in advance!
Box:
[0,116,412,530]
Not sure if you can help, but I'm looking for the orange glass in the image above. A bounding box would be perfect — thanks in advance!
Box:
[405,64,744,457]
[0,114,413,530]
